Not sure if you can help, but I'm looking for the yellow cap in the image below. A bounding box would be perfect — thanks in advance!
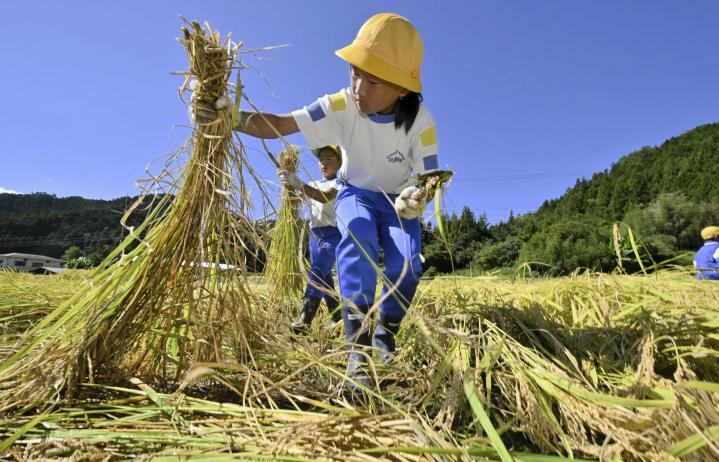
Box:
[335,13,423,93]
[701,226,719,240]
[311,144,341,159]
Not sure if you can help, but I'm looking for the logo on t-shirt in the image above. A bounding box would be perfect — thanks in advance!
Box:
[387,150,406,164]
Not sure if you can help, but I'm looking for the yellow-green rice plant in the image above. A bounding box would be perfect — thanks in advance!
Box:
[265,145,305,305]
[2,269,719,460]
[0,21,265,414]
[0,382,520,461]
[0,270,87,358]
[416,170,454,268]
[401,271,719,460]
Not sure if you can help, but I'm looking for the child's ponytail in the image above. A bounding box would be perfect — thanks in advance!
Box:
[394,92,423,133]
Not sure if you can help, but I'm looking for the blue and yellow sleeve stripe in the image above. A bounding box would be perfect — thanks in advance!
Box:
[307,92,346,122]
[419,125,439,170]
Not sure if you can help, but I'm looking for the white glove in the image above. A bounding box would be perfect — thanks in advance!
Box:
[394,186,426,220]
[277,169,303,191]
[188,79,232,125]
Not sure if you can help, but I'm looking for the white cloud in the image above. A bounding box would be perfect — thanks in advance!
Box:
[0,187,20,194]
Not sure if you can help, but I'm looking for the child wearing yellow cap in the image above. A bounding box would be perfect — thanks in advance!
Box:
[196,13,440,391]
[694,226,719,280]
[286,145,344,333]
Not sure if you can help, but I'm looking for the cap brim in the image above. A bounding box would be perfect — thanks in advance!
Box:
[311,145,341,158]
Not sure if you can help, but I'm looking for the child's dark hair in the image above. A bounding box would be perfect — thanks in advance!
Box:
[394,92,423,133]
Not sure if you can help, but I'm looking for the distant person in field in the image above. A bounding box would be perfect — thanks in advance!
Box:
[284,145,343,333]
[193,13,439,392]
[694,226,719,280]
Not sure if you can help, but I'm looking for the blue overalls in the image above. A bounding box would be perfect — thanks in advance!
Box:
[694,239,719,280]
[305,226,342,304]
[334,182,422,357]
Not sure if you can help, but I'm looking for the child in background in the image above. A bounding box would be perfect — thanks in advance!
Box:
[694,226,719,280]
[196,13,440,390]
[286,145,343,332]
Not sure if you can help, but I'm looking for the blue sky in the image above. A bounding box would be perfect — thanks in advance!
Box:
[1,1,718,223]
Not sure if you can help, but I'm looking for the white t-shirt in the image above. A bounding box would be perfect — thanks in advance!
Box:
[292,87,439,195]
[306,178,340,228]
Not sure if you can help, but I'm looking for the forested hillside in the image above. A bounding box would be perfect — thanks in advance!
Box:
[537,122,719,219]
[424,122,719,275]
[3,123,718,274]
[0,193,149,259]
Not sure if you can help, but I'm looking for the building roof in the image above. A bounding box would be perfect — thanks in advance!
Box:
[0,253,63,262]
[29,266,66,274]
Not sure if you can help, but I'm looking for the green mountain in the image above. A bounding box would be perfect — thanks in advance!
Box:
[4,122,718,274]
[0,193,149,259]
[0,193,265,271]
[537,122,719,220]
[424,122,719,275]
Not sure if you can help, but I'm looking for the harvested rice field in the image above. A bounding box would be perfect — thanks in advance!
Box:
[0,269,718,461]
[1,20,717,462]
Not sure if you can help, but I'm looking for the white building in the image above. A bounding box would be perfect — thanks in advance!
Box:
[0,253,64,272]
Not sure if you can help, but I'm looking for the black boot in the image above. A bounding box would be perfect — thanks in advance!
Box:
[324,296,343,331]
[343,304,372,392]
[372,312,402,364]
[291,297,321,334]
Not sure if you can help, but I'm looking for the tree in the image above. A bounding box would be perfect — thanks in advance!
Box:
[62,245,91,269]
[62,245,84,262]
[622,192,719,263]
[472,237,522,270]
[518,218,614,275]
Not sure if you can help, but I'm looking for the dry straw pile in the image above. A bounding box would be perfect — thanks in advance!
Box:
[3,270,719,460]
[0,21,262,413]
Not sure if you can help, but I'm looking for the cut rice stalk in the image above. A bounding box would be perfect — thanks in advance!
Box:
[0,20,264,414]
[265,145,305,306]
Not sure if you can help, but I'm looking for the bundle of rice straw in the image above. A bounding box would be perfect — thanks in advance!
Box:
[414,170,453,201]
[265,146,305,303]
[0,20,261,414]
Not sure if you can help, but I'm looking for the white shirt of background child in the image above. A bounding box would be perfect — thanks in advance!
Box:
[306,178,340,228]
[292,87,439,195]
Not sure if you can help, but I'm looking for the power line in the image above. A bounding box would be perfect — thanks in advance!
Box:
[452,171,596,183]
[0,228,125,250]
